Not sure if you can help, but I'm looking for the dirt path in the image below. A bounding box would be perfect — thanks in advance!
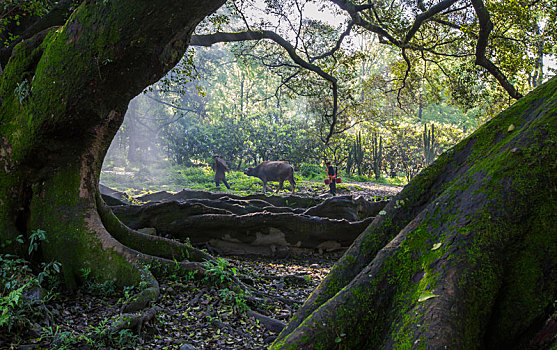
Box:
[295,180,403,201]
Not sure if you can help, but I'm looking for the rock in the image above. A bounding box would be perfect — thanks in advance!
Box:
[22,285,45,302]
[179,343,197,350]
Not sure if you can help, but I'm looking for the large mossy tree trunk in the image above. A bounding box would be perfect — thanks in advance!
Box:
[272,77,557,349]
[0,0,224,295]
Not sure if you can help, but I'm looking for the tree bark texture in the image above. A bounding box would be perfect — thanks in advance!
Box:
[272,76,557,349]
[134,188,323,208]
[0,0,225,289]
[111,201,374,249]
[106,192,386,256]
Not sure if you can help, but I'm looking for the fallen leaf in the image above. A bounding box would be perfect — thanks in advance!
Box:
[418,291,438,302]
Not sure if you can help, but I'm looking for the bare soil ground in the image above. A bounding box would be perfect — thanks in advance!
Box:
[266,180,403,201]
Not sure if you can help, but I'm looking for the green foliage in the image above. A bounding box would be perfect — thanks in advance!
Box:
[219,288,249,313]
[80,267,117,296]
[102,26,495,186]
[0,234,24,250]
[0,253,61,333]
[38,260,61,285]
[0,0,52,45]
[298,163,323,180]
[0,282,28,328]
[203,258,237,286]
[150,258,198,284]
[28,228,47,255]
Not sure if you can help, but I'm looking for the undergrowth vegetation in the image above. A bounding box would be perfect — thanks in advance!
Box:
[1,228,314,349]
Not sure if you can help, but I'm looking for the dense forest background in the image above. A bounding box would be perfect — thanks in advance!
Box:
[100,0,555,191]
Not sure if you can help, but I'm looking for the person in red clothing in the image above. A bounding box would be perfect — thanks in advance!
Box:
[325,160,336,196]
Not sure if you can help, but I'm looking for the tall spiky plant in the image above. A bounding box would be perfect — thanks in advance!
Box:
[348,132,365,175]
[423,123,436,165]
[372,132,383,180]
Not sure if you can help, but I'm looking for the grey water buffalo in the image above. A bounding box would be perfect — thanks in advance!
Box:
[244,161,296,194]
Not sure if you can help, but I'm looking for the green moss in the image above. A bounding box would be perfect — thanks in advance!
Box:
[28,163,141,290]
[443,76,557,348]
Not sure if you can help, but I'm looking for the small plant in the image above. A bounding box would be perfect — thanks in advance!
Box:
[203,257,237,286]
[14,79,30,104]
[38,260,62,298]
[0,283,28,328]
[28,229,48,255]
[122,285,136,300]
[80,267,117,296]
[0,234,24,250]
[219,288,249,313]
[80,267,92,280]
[41,326,82,350]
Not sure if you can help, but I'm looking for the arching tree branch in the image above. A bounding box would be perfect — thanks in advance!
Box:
[470,0,523,99]
[310,21,354,62]
[329,0,523,100]
[403,0,458,44]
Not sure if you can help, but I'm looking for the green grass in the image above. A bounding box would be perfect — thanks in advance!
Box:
[100,163,406,197]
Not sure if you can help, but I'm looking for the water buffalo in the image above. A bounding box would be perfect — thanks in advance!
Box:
[244,161,296,194]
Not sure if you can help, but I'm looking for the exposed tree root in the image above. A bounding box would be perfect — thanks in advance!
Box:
[109,306,161,335]
[247,310,286,333]
[97,193,214,262]
[97,189,305,323]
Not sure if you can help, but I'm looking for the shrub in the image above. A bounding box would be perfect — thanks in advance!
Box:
[298,163,324,180]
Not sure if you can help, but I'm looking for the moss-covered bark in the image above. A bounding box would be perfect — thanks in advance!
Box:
[0,0,225,291]
[272,76,557,349]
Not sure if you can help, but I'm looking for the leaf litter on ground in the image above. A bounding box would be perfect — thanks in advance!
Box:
[3,251,341,350]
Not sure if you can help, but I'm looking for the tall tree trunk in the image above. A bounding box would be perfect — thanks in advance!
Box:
[272,76,557,349]
[0,0,225,293]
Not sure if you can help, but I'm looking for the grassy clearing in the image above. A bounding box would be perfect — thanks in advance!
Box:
[100,163,407,197]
